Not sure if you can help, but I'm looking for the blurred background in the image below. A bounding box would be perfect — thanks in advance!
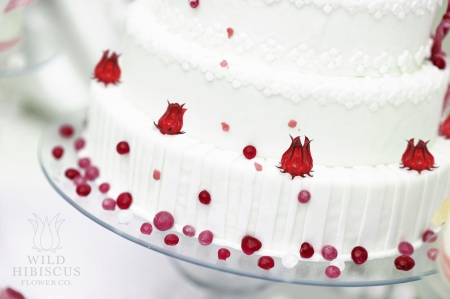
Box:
[1,0,450,298]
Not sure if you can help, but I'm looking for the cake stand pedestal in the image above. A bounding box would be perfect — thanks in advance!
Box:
[38,111,441,296]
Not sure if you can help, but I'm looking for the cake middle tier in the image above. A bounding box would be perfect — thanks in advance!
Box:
[122,22,449,166]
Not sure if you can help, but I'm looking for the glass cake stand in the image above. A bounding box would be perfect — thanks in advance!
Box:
[38,111,441,292]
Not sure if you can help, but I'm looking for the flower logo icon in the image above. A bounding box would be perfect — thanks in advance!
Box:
[29,214,64,252]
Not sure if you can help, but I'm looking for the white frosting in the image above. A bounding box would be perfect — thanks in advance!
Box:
[134,0,439,77]
[84,84,445,260]
[0,10,22,43]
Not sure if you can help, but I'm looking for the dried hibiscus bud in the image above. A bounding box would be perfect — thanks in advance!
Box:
[277,136,313,179]
[154,101,187,135]
[400,139,436,174]
[93,50,121,85]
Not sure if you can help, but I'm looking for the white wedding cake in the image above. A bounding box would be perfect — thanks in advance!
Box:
[83,0,450,264]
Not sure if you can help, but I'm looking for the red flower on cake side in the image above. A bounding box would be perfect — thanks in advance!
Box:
[430,6,450,69]
[154,101,187,135]
[277,136,313,179]
[93,50,121,85]
[400,139,436,173]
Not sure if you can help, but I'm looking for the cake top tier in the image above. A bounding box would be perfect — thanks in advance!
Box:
[142,0,441,77]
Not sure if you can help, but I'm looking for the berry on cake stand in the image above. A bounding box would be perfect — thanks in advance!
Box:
[38,112,442,295]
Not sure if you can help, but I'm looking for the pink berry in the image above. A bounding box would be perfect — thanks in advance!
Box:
[241,236,262,255]
[99,183,110,193]
[76,184,91,196]
[218,248,231,260]
[74,138,85,151]
[300,242,314,259]
[117,192,133,209]
[288,120,297,128]
[254,162,263,171]
[321,245,338,261]
[164,234,179,246]
[52,146,64,159]
[226,28,234,39]
[153,169,161,180]
[422,230,437,243]
[189,0,199,8]
[116,141,130,155]
[258,256,274,270]
[351,246,368,265]
[65,168,80,180]
[140,222,153,235]
[198,230,213,246]
[182,225,196,237]
[85,166,100,181]
[243,145,257,159]
[198,190,211,205]
[398,242,414,256]
[102,198,116,211]
[73,175,87,186]
[59,124,74,138]
[78,157,91,168]
[325,265,341,279]
[394,255,415,271]
[221,122,230,132]
[153,211,174,231]
[298,190,311,204]
[427,248,438,261]
[220,60,228,68]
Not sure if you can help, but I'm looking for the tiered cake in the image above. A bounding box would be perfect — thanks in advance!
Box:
[84,0,450,262]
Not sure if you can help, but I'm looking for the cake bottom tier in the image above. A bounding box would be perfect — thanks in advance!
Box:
[84,84,448,261]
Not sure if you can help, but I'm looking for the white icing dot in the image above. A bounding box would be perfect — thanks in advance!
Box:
[205,72,214,82]
[282,253,298,269]
[117,210,134,224]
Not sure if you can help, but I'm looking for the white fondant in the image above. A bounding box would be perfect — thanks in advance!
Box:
[84,86,446,260]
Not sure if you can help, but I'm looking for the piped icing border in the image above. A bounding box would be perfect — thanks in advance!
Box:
[126,4,449,112]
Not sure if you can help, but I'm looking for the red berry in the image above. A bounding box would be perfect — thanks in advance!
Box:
[85,166,100,181]
[99,183,110,193]
[298,190,311,204]
[189,0,199,8]
[78,157,91,168]
[52,146,64,159]
[140,222,153,235]
[74,138,85,150]
[220,60,228,68]
[254,162,263,171]
[221,122,230,132]
[394,255,415,271]
[164,234,179,246]
[76,184,91,196]
[427,248,438,261]
[116,141,130,154]
[422,230,437,243]
[182,225,196,237]
[226,27,234,39]
[218,248,231,260]
[153,169,161,180]
[351,246,368,265]
[241,236,262,255]
[59,124,74,138]
[73,175,87,186]
[288,120,297,128]
[325,265,341,278]
[258,256,274,270]
[102,198,116,211]
[198,230,213,246]
[65,168,80,180]
[243,145,257,159]
[198,190,211,205]
[300,242,314,259]
[153,211,174,231]
[321,245,338,261]
[398,242,414,256]
[117,192,133,209]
